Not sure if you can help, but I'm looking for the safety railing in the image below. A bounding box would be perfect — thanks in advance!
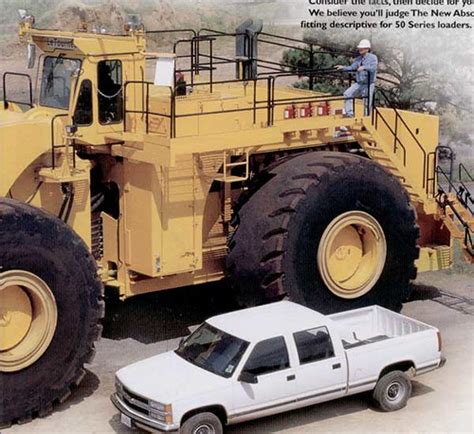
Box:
[122,68,370,139]
[123,81,175,136]
[371,88,432,194]
[459,162,473,183]
[435,165,473,257]
[436,165,473,213]
[146,27,353,93]
[50,113,69,169]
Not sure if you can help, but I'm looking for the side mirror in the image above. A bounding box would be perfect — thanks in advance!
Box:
[177,336,188,349]
[238,371,258,384]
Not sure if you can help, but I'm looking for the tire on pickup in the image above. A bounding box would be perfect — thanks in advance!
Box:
[181,412,223,434]
[373,370,412,412]
[227,151,419,313]
[0,198,104,426]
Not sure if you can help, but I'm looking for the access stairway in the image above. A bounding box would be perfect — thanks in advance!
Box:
[352,120,424,204]
[435,166,473,263]
[349,95,474,266]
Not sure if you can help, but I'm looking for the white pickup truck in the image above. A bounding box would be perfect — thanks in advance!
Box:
[111,302,445,433]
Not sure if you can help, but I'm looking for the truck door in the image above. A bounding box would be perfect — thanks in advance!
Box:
[291,326,346,403]
[231,336,297,421]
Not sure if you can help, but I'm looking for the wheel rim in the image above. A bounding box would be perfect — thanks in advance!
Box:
[193,424,215,434]
[317,211,387,299]
[386,381,404,403]
[0,270,58,372]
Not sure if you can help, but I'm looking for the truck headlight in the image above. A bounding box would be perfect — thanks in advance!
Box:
[149,402,173,423]
[149,400,165,411]
[115,378,124,395]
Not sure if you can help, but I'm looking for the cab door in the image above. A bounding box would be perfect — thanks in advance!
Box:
[230,335,297,422]
[291,326,347,404]
[97,59,124,128]
[73,79,93,128]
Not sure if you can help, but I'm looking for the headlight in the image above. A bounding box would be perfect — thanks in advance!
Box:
[149,402,173,424]
[115,378,124,394]
[149,400,166,411]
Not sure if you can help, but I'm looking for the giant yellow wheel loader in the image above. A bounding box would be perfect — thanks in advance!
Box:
[0,14,472,426]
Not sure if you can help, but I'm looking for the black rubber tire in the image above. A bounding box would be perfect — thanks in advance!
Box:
[227,151,419,313]
[0,198,104,426]
[180,412,223,434]
[373,370,412,412]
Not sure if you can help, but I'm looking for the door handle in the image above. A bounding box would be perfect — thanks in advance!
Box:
[332,363,341,370]
[286,374,296,381]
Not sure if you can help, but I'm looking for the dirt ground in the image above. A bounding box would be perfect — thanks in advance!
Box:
[3,266,473,434]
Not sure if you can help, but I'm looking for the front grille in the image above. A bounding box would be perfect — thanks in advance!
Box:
[117,382,150,416]
[123,385,149,406]
[116,379,167,422]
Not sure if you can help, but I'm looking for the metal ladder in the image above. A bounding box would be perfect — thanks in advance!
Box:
[214,150,250,183]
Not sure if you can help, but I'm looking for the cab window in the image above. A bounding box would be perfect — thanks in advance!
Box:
[241,336,289,376]
[73,80,93,125]
[293,326,335,365]
[98,60,123,124]
[39,56,81,109]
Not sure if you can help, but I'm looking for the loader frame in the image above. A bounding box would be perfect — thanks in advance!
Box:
[2,22,472,301]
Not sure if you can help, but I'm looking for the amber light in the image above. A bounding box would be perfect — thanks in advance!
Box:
[164,405,173,424]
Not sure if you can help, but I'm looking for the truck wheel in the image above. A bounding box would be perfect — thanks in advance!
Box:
[373,370,412,411]
[0,198,104,426]
[180,412,223,434]
[227,152,419,313]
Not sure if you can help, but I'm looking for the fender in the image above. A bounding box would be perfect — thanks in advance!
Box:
[0,108,62,196]
[0,107,92,247]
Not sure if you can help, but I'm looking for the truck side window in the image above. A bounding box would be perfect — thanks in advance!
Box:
[98,60,123,124]
[242,336,289,376]
[73,80,93,125]
[293,327,335,365]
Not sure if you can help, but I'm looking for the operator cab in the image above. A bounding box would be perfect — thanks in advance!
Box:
[7,12,144,145]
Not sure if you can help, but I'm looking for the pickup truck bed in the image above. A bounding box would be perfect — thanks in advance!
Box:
[329,306,442,389]
[330,305,434,349]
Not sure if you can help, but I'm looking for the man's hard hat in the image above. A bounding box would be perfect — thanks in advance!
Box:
[357,39,371,49]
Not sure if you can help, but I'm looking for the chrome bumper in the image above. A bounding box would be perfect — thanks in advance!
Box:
[415,355,447,376]
[110,393,179,432]
[439,355,447,368]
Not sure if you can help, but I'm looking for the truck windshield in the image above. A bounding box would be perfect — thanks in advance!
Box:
[39,56,81,109]
[176,323,249,378]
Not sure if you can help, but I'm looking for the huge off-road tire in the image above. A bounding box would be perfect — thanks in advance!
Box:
[0,198,104,426]
[227,152,419,313]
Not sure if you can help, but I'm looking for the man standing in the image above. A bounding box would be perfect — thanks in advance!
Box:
[336,39,378,117]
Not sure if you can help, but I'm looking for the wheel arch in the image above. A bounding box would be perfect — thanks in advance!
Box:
[378,360,416,379]
[180,404,228,426]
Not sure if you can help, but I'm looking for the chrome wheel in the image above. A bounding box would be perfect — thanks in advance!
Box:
[386,381,404,403]
[193,423,216,434]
